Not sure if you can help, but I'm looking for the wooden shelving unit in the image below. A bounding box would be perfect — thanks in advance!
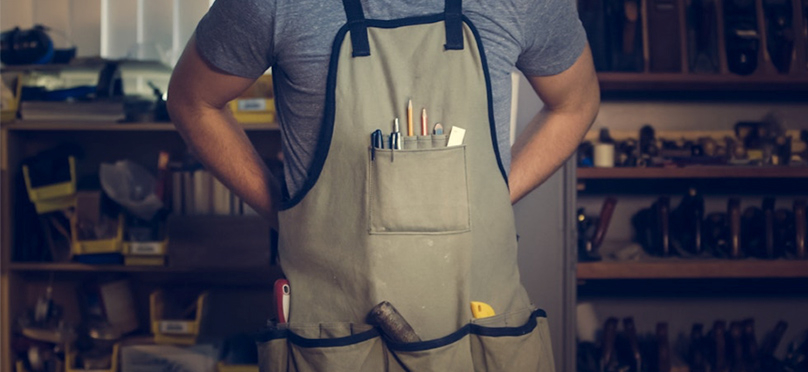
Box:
[0,119,282,372]
[578,166,808,179]
[597,72,808,92]
[577,259,808,279]
[1,120,279,131]
[8,262,276,273]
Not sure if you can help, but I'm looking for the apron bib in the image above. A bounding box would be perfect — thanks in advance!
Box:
[259,1,555,370]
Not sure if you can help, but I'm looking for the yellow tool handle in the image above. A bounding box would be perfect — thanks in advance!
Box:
[470,301,496,319]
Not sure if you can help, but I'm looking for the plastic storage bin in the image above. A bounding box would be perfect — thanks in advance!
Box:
[1,73,21,122]
[22,156,77,214]
[122,218,169,266]
[217,362,259,372]
[71,213,124,255]
[227,74,274,124]
[65,343,119,372]
[228,98,275,124]
[150,290,208,345]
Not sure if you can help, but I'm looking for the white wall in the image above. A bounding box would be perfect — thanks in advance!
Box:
[513,72,577,371]
[1,0,212,66]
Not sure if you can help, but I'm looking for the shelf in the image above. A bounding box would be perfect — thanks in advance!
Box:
[8,262,275,273]
[577,259,808,279]
[577,166,808,180]
[597,72,808,92]
[1,121,279,131]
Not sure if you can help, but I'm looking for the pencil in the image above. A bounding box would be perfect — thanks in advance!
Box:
[407,99,413,136]
[421,108,428,136]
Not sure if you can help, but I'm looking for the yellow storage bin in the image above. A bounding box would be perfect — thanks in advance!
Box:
[122,236,169,266]
[15,361,28,372]
[22,156,77,214]
[150,290,208,345]
[122,239,168,256]
[1,73,21,123]
[66,343,119,372]
[71,214,124,255]
[122,215,169,265]
[228,74,275,124]
[217,362,259,372]
[228,98,275,124]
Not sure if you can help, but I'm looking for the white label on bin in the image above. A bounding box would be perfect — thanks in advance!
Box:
[160,321,191,334]
[129,242,162,255]
[237,99,267,111]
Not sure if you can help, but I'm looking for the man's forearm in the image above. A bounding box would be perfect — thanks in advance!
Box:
[509,107,595,204]
[167,35,281,229]
[509,46,600,204]
[170,103,281,229]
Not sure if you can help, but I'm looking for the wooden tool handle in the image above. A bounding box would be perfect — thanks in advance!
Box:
[657,197,671,256]
[592,197,618,249]
[601,317,619,372]
[368,301,421,343]
[794,200,806,259]
[623,0,639,54]
[728,198,742,258]
[712,321,727,372]
[763,198,775,258]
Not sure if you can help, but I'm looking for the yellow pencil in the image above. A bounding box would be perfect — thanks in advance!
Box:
[407,99,413,136]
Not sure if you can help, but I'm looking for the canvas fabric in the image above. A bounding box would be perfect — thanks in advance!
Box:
[259,1,555,370]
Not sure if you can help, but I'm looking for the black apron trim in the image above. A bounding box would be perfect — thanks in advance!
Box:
[444,0,464,50]
[255,326,381,347]
[461,14,509,183]
[289,327,381,348]
[255,309,547,349]
[341,0,370,57]
[280,14,505,210]
[387,308,546,352]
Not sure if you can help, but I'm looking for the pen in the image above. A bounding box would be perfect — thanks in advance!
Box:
[391,118,402,150]
[371,129,384,149]
[371,129,383,160]
[421,108,428,136]
[407,99,413,137]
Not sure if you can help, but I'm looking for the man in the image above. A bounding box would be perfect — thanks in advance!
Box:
[167,0,599,228]
[168,0,598,369]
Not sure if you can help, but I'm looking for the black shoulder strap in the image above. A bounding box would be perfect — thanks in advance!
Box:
[341,0,370,57]
[340,0,464,56]
[444,0,463,50]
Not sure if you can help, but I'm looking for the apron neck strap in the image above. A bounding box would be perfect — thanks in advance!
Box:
[444,0,463,50]
[342,0,370,57]
[340,0,465,57]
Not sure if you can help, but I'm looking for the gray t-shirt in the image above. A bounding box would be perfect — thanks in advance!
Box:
[195,0,586,198]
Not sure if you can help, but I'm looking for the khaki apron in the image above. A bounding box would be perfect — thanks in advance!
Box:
[259,0,555,370]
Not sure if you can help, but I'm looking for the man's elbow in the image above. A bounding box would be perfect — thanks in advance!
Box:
[165,81,197,126]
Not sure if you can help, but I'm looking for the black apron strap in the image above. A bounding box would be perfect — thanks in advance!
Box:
[341,0,370,57]
[444,0,463,50]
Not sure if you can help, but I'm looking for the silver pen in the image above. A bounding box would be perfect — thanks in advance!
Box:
[391,118,402,150]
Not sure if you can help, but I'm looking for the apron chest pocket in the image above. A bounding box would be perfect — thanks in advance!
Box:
[368,145,471,234]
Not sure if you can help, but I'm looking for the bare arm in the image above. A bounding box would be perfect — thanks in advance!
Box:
[509,45,600,204]
[167,34,281,229]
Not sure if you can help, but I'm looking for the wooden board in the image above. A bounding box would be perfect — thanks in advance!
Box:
[577,166,808,179]
[578,259,808,279]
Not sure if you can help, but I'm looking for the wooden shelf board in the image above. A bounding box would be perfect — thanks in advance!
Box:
[597,72,808,91]
[577,259,808,279]
[9,262,274,273]
[577,166,808,179]
[1,121,278,131]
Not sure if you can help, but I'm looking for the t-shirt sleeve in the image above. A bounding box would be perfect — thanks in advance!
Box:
[194,0,275,79]
[515,0,587,76]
